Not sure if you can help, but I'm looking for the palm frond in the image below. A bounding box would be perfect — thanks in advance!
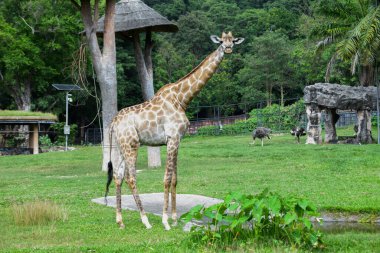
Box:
[336,36,360,60]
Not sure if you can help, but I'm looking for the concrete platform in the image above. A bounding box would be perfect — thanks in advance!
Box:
[92,193,222,217]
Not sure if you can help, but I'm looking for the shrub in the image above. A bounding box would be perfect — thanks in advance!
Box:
[181,189,323,250]
[196,100,306,136]
[39,135,53,147]
[372,115,378,127]
[197,125,220,136]
[49,122,78,145]
[220,120,255,135]
[11,200,68,226]
[248,100,305,132]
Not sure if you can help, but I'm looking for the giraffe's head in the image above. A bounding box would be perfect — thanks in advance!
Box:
[210,32,244,54]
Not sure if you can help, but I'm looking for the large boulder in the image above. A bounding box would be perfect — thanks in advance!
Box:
[304,83,377,110]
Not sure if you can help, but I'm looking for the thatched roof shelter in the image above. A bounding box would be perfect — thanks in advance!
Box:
[96,0,178,36]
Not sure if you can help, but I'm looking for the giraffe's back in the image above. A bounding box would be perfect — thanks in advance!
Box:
[111,96,189,146]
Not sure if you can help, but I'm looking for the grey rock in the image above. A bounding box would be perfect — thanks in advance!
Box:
[304,83,377,110]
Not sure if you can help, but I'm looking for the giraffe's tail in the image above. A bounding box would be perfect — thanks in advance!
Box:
[105,123,114,205]
[104,161,113,205]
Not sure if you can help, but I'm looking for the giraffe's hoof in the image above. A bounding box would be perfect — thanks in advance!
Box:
[172,221,178,227]
[119,223,125,229]
[163,223,171,231]
[141,215,152,229]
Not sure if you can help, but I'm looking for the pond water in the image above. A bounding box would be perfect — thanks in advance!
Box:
[315,221,380,234]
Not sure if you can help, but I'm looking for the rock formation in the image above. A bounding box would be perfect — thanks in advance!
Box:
[303,83,378,144]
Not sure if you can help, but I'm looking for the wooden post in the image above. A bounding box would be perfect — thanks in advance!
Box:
[30,124,39,154]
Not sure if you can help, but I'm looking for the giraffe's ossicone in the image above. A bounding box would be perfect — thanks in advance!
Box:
[105,32,244,230]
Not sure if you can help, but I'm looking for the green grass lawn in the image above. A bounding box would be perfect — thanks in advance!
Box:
[0,130,379,252]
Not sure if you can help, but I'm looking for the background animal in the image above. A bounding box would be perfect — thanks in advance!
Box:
[290,127,306,143]
[251,127,271,146]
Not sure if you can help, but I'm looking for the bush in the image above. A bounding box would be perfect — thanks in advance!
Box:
[49,122,78,145]
[197,125,221,136]
[196,100,306,136]
[39,135,53,147]
[248,100,305,132]
[181,189,324,250]
[372,114,378,127]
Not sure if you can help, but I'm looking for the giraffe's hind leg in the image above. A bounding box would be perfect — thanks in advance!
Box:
[122,144,152,229]
[113,151,126,229]
[115,178,125,229]
[163,136,180,230]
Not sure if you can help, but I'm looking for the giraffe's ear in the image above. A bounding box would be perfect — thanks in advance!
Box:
[210,35,222,44]
[233,37,245,45]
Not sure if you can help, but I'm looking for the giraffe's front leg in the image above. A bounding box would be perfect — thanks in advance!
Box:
[163,136,179,230]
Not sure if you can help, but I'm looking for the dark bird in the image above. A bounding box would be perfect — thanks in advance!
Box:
[251,127,271,146]
[290,127,306,144]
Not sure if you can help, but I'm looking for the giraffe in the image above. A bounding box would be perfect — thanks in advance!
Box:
[105,32,244,230]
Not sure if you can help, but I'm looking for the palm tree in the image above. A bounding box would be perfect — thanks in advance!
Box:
[314,0,380,86]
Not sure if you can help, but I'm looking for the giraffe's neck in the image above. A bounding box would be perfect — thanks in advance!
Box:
[174,46,224,109]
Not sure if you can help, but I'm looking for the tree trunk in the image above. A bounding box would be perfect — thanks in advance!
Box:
[10,78,31,147]
[79,0,118,171]
[356,109,373,144]
[280,84,284,107]
[11,78,31,111]
[133,31,161,168]
[359,65,375,87]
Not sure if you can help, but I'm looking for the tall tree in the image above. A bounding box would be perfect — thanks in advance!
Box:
[133,31,161,168]
[238,31,291,106]
[314,0,380,86]
[0,0,80,111]
[71,0,117,171]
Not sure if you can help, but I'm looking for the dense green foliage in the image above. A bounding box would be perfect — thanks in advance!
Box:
[1,0,378,133]
[49,122,78,145]
[197,100,305,135]
[181,190,323,250]
[0,133,379,252]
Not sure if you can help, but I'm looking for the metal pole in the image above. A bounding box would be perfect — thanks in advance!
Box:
[377,83,380,144]
[65,92,68,151]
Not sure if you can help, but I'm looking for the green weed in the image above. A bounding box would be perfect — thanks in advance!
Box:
[11,200,68,226]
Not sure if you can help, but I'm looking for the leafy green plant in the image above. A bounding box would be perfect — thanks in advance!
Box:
[196,100,306,136]
[248,101,306,131]
[39,134,53,147]
[49,122,78,145]
[181,189,324,250]
[371,115,378,127]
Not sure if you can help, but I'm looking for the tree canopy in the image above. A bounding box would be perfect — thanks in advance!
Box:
[0,0,378,133]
